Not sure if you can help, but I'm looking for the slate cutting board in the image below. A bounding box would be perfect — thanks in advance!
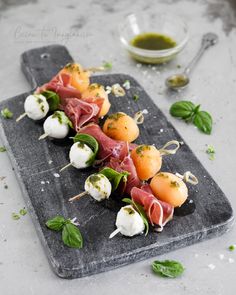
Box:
[0,45,234,279]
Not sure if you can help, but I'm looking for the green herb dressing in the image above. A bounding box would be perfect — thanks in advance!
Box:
[131,33,176,51]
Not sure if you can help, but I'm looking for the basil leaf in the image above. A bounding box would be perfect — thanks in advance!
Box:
[122,198,149,235]
[52,111,73,128]
[100,167,129,191]
[152,260,184,278]
[41,90,60,111]
[46,215,66,231]
[193,111,212,134]
[62,223,83,249]
[170,101,195,119]
[73,134,99,166]
[1,108,13,119]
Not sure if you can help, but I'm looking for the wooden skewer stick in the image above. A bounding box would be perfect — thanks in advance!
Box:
[69,191,88,202]
[85,66,106,72]
[109,228,121,239]
[133,111,144,125]
[16,112,27,122]
[59,162,72,172]
[38,133,49,140]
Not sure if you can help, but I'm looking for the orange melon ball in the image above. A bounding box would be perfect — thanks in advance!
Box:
[81,83,111,117]
[60,63,90,93]
[130,145,162,180]
[103,112,139,143]
[150,172,188,207]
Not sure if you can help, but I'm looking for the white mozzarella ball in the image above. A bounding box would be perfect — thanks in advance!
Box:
[85,174,112,201]
[116,205,145,237]
[69,142,94,169]
[43,115,69,139]
[24,94,49,120]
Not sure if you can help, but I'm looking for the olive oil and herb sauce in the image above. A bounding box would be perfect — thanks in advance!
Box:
[131,32,176,50]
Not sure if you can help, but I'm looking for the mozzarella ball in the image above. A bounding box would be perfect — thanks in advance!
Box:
[85,173,112,201]
[24,94,49,120]
[43,115,69,139]
[116,205,145,237]
[69,142,94,169]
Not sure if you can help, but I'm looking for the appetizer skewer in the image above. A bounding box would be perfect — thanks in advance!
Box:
[109,205,145,238]
[38,111,72,140]
[60,142,94,171]
[131,140,180,180]
[69,173,112,202]
[102,111,144,143]
[150,171,198,207]
[16,94,49,122]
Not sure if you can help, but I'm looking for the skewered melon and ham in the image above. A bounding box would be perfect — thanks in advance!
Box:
[16,60,199,239]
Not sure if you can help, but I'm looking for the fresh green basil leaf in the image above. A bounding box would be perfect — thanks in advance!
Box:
[73,134,99,166]
[152,260,184,278]
[41,90,60,111]
[122,198,149,235]
[170,101,195,119]
[100,167,129,191]
[193,111,212,134]
[122,198,133,205]
[52,111,73,128]
[1,108,13,119]
[62,223,83,249]
[46,215,66,231]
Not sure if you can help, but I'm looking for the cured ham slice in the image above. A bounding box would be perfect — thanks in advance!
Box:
[79,124,129,161]
[131,187,174,230]
[108,155,141,194]
[36,73,82,105]
[62,98,100,131]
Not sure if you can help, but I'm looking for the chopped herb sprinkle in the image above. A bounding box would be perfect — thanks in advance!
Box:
[136,145,151,155]
[1,108,13,119]
[12,213,20,220]
[108,112,125,121]
[133,94,139,101]
[229,245,235,251]
[103,61,112,70]
[19,208,27,216]
[206,145,215,160]
[0,146,6,152]
[170,181,180,188]
[124,207,135,215]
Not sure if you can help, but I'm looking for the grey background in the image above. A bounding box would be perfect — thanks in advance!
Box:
[0,0,236,294]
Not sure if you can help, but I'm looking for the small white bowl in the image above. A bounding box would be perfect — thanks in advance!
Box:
[119,12,189,64]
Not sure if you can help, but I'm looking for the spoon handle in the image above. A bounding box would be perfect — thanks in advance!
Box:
[184,33,218,76]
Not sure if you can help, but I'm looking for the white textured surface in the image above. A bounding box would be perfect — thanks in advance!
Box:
[0,0,235,294]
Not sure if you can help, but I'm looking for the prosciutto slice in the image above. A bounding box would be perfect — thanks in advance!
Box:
[62,98,100,131]
[79,124,129,161]
[131,187,174,230]
[36,72,82,105]
[108,155,141,194]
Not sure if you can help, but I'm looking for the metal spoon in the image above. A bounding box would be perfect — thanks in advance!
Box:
[166,32,218,91]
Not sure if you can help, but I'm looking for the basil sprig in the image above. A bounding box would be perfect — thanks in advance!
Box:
[100,167,129,191]
[52,111,73,128]
[152,260,184,278]
[170,100,213,134]
[46,216,83,249]
[122,198,149,235]
[41,90,60,111]
[73,133,99,166]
